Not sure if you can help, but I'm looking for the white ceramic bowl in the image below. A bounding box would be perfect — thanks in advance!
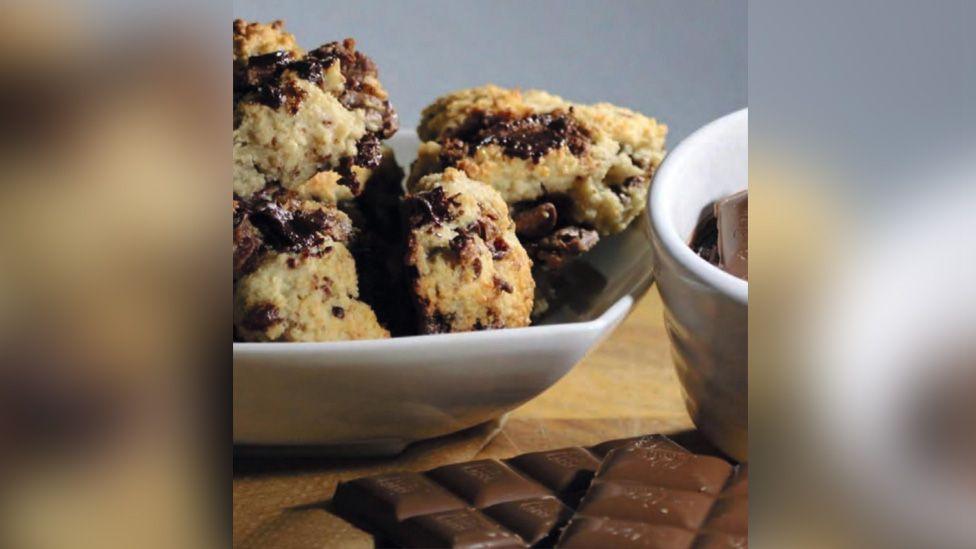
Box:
[648,109,748,461]
[234,131,655,454]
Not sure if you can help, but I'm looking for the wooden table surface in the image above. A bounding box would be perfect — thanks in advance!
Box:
[233,290,693,547]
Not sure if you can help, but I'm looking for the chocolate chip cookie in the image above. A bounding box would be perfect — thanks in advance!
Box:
[409,85,667,237]
[234,19,398,203]
[233,188,389,341]
[404,169,534,333]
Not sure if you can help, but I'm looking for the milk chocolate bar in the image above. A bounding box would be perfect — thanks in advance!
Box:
[556,440,748,548]
[331,435,689,548]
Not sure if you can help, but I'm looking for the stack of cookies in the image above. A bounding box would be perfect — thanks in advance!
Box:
[232,20,667,342]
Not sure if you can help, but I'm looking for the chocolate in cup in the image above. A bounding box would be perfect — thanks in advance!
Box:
[715,190,748,280]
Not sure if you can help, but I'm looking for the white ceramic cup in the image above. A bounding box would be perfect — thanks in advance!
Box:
[648,109,748,461]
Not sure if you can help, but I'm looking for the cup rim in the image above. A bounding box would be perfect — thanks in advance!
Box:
[649,108,748,305]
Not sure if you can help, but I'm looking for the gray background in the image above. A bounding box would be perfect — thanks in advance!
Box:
[233,0,747,144]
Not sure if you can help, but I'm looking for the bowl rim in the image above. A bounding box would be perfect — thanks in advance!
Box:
[649,108,748,305]
[233,293,635,353]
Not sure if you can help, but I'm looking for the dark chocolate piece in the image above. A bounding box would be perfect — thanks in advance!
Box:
[589,434,688,458]
[527,226,600,270]
[243,188,351,254]
[482,497,573,546]
[702,497,747,536]
[596,446,733,495]
[404,186,461,228]
[578,483,715,530]
[556,441,747,548]
[513,202,558,240]
[723,466,748,497]
[693,532,748,548]
[715,190,748,280]
[507,447,601,497]
[332,472,466,533]
[398,508,525,548]
[427,459,551,508]
[689,190,748,281]
[440,109,590,164]
[558,516,697,548]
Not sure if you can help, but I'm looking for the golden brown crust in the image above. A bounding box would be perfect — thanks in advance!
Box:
[233,19,303,60]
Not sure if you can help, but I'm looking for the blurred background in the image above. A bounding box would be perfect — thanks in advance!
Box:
[750,1,976,547]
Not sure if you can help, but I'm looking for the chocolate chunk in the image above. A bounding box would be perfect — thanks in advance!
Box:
[450,233,479,265]
[490,237,510,260]
[715,190,748,280]
[398,508,525,549]
[234,38,398,137]
[694,532,749,549]
[557,438,746,548]
[596,447,733,495]
[494,277,514,294]
[333,134,384,194]
[588,434,688,458]
[427,460,551,509]
[689,191,747,281]
[354,133,383,169]
[558,517,696,549]
[420,312,455,335]
[482,497,572,546]
[404,187,460,227]
[241,303,281,331]
[442,109,590,163]
[508,447,601,497]
[528,226,600,270]
[333,472,467,530]
[308,38,399,139]
[233,205,263,278]
[578,483,716,530]
[235,50,293,91]
[724,466,748,497]
[513,202,558,240]
[246,189,350,253]
[690,207,720,266]
[233,49,320,111]
[280,79,306,114]
[704,497,748,536]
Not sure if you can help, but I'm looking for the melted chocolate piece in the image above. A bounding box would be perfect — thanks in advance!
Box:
[441,109,590,164]
[689,191,747,281]
[404,187,460,228]
[233,212,263,278]
[234,38,398,139]
[242,303,281,331]
[308,39,399,139]
[513,202,558,240]
[494,277,514,293]
[242,188,351,255]
[557,442,747,548]
[528,226,600,270]
[690,208,720,266]
[715,190,748,281]
[332,134,384,195]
